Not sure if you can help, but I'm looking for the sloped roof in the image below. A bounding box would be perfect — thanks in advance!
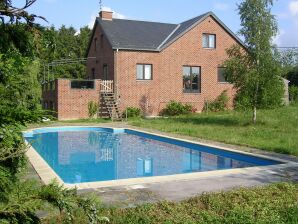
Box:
[98,18,177,50]
[89,11,245,53]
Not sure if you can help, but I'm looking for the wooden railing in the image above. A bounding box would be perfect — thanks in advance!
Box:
[100,80,114,93]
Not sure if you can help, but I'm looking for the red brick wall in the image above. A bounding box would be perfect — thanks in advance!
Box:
[42,80,58,115]
[86,22,114,81]
[115,16,238,115]
[42,79,102,120]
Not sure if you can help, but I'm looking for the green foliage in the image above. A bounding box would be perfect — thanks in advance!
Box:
[204,90,229,112]
[224,0,284,122]
[88,101,98,118]
[104,183,298,224]
[289,85,298,102]
[0,4,104,223]
[39,25,91,81]
[0,53,45,125]
[0,24,36,57]
[286,66,298,87]
[123,107,142,118]
[0,125,27,176]
[40,182,108,224]
[160,101,193,116]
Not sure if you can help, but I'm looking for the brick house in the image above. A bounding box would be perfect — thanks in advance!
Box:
[42,10,245,120]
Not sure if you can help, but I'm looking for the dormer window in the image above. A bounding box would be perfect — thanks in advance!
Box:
[203,34,216,49]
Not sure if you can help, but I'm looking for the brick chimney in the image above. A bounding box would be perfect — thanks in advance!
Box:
[99,10,113,21]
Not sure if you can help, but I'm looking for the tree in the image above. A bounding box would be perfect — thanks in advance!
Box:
[0,0,46,25]
[224,0,284,123]
[38,25,91,81]
[0,1,106,223]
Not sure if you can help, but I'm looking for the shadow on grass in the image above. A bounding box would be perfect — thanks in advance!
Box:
[170,116,243,127]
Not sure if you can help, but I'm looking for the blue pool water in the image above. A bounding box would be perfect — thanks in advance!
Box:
[24,127,281,184]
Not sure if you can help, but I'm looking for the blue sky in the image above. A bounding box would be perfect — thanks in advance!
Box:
[28,0,298,46]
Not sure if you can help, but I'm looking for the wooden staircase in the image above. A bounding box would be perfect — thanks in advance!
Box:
[99,80,122,121]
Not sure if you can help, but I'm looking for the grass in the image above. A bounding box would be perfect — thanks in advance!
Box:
[43,183,298,224]
[109,183,298,224]
[130,103,298,156]
[25,118,111,129]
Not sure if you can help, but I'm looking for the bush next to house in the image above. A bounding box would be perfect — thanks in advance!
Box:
[160,101,193,116]
[123,107,142,118]
[289,86,298,102]
[204,90,229,112]
[88,101,98,118]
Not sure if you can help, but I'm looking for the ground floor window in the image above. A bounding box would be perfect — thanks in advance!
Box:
[183,66,201,93]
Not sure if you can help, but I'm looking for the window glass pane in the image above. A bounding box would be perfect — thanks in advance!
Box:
[71,80,94,89]
[103,65,108,80]
[218,67,227,82]
[144,159,152,174]
[202,34,208,48]
[144,65,152,79]
[192,67,200,75]
[209,35,215,48]
[183,66,191,91]
[192,67,200,91]
[137,65,143,79]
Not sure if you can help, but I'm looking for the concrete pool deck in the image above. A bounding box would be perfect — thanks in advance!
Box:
[24,123,298,207]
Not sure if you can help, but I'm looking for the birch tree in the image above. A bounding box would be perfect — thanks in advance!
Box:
[224,0,283,123]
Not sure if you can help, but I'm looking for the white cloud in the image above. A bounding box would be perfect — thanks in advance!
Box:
[87,7,127,29]
[102,6,127,19]
[289,1,298,16]
[88,13,97,29]
[272,29,285,46]
[214,2,230,11]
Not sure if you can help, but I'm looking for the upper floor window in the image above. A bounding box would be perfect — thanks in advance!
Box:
[137,64,152,80]
[91,68,95,79]
[183,66,201,93]
[103,64,108,80]
[100,34,104,48]
[94,38,98,51]
[218,67,228,83]
[203,34,216,49]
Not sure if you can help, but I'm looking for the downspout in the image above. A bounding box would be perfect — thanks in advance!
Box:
[114,48,119,105]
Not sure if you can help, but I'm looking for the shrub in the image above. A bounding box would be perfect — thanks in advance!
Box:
[204,90,229,112]
[289,86,298,102]
[123,107,142,118]
[88,101,98,118]
[161,101,193,116]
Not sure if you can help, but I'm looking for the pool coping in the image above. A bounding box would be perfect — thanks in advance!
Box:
[23,126,298,190]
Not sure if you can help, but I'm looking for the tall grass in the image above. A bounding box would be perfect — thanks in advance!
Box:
[104,183,298,224]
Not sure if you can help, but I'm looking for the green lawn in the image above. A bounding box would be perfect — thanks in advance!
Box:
[104,183,298,224]
[130,103,298,156]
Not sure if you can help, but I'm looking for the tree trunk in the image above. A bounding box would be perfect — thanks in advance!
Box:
[253,82,259,124]
[253,106,257,124]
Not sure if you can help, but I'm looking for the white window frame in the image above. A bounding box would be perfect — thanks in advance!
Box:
[136,64,153,80]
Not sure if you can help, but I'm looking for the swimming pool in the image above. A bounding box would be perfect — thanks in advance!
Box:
[24,127,282,184]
